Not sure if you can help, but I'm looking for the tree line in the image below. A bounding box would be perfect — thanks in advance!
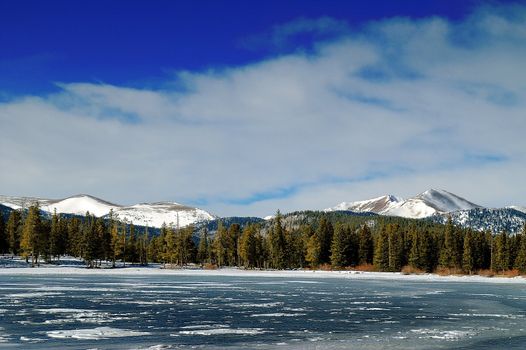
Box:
[1,205,526,275]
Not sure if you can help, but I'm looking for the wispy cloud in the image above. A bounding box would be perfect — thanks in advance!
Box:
[240,16,350,51]
[1,3,525,216]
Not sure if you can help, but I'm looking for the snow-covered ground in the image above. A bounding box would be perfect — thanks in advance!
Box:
[0,259,524,284]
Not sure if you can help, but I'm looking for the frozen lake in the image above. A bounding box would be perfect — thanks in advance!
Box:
[0,272,525,349]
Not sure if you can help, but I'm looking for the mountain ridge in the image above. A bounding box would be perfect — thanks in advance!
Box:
[326,189,482,219]
[0,194,216,228]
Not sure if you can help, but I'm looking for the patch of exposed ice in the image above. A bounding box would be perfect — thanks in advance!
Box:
[36,308,94,314]
[20,336,46,343]
[231,302,283,308]
[8,292,63,298]
[250,313,307,317]
[449,313,523,319]
[174,325,266,336]
[348,301,391,305]
[46,327,150,340]
[410,328,475,340]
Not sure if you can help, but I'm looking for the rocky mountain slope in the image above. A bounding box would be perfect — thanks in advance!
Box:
[0,194,215,228]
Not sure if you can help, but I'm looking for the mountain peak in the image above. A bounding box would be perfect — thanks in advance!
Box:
[327,189,481,219]
[413,189,480,213]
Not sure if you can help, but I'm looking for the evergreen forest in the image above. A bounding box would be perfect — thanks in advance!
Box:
[1,205,526,276]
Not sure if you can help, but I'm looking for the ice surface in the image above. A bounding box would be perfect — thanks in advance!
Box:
[251,313,307,317]
[46,327,150,340]
[174,325,266,336]
[7,292,63,298]
[1,272,526,349]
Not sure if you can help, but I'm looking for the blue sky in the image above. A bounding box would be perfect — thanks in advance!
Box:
[1,0,525,216]
[1,0,480,96]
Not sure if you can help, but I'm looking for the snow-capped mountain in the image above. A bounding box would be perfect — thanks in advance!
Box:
[326,189,526,233]
[327,189,480,219]
[44,195,121,217]
[111,202,215,228]
[0,194,215,228]
[328,195,403,215]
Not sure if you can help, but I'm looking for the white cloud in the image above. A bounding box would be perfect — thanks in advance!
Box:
[1,4,525,217]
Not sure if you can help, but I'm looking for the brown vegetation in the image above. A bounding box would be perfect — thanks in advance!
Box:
[401,265,425,275]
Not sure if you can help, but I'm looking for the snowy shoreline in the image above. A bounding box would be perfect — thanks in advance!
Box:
[0,265,525,284]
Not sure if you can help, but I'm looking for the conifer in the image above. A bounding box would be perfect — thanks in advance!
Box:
[330,223,349,268]
[20,204,42,267]
[373,226,389,271]
[462,229,475,274]
[6,210,21,255]
[197,227,210,264]
[0,211,7,254]
[269,211,286,269]
[358,224,373,265]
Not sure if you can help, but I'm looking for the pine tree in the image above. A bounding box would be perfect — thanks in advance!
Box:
[255,230,266,268]
[0,211,7,254]
[238,224,257,268]
[269,211,286,269]
[514,224,526,273]
[175,225,195,266]
[439,217,460,270]
[165,225,177,266]
[213,222,227,267]
[492,231,509,272]
[306,231,321,267]
[99,218,112,264]
[95,218,107,266]
[408,227,420,269]
[127,224,138,263]
[226,224,240,266]
[20,204,42,267]
[138,228,149,265]
[111,222,128,267]
[197,227,210,265]
[358,224,373,265]
[316,217,334,265]
[330,223,349,268]
[82,214,99,268]
[462,229,475,274]
[49,210,61,261]
[287,228,307,268]
[409,228,433,272]
[110,220,120,267]
[373,225,389,271]
[6,210,22,255]
[67,217,82,257]
[387,224,404,271]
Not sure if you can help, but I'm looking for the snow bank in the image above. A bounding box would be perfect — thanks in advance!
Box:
[0,266,525,284]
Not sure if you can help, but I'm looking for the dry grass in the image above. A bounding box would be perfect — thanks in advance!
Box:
[499,269,520,277]
[476,269,522,278]
[477,269,494,277]
[435,267,464,276]
[317,263,333,271]
[203,263,218,270]
[352,264,376,272]
[401,265,425,275]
